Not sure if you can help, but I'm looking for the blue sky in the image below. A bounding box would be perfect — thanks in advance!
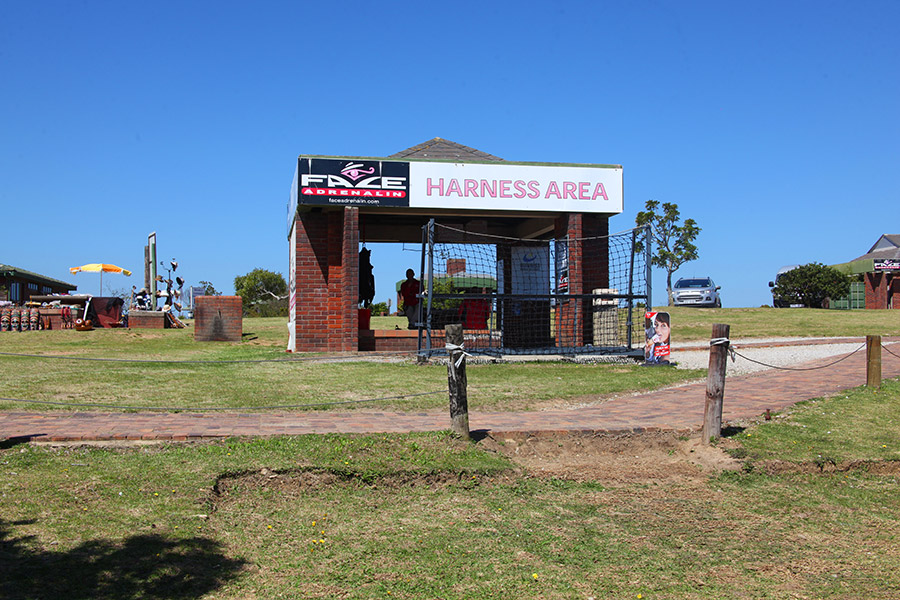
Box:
[2,1,897,307]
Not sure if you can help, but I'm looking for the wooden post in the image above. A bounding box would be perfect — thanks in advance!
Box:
[445,324,470,439]
[702,323,730,444]
[867,335,882,389]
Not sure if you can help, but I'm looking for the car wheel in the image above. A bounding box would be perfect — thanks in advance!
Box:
[715,298,721,308]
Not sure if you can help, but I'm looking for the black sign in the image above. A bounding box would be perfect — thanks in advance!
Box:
[297,158,410,207]
[874,259,900,271]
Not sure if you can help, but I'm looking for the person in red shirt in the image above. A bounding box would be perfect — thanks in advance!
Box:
[400,269,421,329]
[458,287,491,329]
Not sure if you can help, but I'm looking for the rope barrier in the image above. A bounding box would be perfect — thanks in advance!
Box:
[0,390,445,412]
[709,337,735,361]
[882,342,900,360]
[730,343,867,371]
[445,342,472,369]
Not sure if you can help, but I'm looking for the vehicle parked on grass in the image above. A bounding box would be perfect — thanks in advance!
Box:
[672,277,721,307]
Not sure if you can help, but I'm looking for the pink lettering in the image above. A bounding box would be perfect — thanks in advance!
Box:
[592,183,609,201]
[527,181,541,199]
[513,180,527,198]
[480,179,496,197]
[464,179,479,197]
[498,180,512,198]
[446,178,462,196]
[562,182,577,200]
[426,178,444,196]
[578,182,590,199]
[545,181,561,199]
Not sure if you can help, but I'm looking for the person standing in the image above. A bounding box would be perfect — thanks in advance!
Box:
[400,269,421,329]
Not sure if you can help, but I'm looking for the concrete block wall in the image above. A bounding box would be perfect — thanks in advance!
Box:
[194,296,242,341]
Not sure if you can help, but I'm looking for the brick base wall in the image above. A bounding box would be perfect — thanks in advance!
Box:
[38,308,73,330]
[194,296,242,342]
[358,329,445,352]
[129,310,167,329]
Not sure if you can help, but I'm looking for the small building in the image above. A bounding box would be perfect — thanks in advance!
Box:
[286,138,630,354]
[0,264,77,303]
[833,235,900,309]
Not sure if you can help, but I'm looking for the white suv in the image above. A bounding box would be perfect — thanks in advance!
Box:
[673,277,721,307]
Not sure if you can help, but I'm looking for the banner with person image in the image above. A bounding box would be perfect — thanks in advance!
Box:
[644,311,671,364]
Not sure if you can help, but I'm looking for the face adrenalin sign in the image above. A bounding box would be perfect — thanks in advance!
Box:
[298,158,410,207]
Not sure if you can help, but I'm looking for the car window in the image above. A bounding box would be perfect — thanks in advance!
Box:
[675,279,711,288]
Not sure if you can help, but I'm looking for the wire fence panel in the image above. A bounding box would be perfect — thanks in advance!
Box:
[418,221,650,357]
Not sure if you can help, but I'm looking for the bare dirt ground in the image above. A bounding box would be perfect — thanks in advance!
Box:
[477,431,900,482]
[477,432,742,483]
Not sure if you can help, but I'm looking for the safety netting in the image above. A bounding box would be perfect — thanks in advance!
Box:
[416,221,651,358]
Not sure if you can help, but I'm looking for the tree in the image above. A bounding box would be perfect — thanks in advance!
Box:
[771,262,850,308]
[198,281,222,296]
[234,269,288,316]
[635,200,701,306]
[370,301,390,315]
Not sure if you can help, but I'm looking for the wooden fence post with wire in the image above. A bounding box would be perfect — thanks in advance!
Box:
[445,324,470,439]
[867,335,881,388]
[703,323,730,444]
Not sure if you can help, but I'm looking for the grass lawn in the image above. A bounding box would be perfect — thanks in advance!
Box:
[1,310,899,597]
[1,379,898,598]
[657,306,900,341]
[2,307,897,413]
[0,317,704,413]
[374,307,900,341]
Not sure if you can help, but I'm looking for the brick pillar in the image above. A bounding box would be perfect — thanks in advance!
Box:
[194,296,242,341]
[329,207,359,351]
[865,272,888,310]
[554,213,610,347]
[293,208,359,352]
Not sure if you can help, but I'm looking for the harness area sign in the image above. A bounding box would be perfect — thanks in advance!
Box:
[289,155,623,233]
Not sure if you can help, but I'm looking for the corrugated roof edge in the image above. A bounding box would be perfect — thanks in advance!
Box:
[0,264,77,289]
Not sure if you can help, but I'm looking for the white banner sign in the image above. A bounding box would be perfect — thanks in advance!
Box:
[291,156,623,220]
[510,246,550,295]
[409,161,622,214]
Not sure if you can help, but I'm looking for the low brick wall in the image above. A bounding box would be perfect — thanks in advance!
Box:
[194,296,242,342]
[38,308,73,330]
[358,329,445,352]
[129,310,167,329]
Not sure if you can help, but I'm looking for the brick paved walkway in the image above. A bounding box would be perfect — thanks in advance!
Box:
[1,341,898,443]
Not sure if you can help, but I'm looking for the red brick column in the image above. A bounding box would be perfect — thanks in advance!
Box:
[554,213,610,347]
[865,272,888,310]
[293,208,359,352]
[194,296,242,341]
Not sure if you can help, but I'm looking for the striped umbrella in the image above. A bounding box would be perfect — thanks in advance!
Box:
[69,263,132,295]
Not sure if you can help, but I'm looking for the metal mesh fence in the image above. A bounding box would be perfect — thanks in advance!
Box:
[417,221,651,357]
